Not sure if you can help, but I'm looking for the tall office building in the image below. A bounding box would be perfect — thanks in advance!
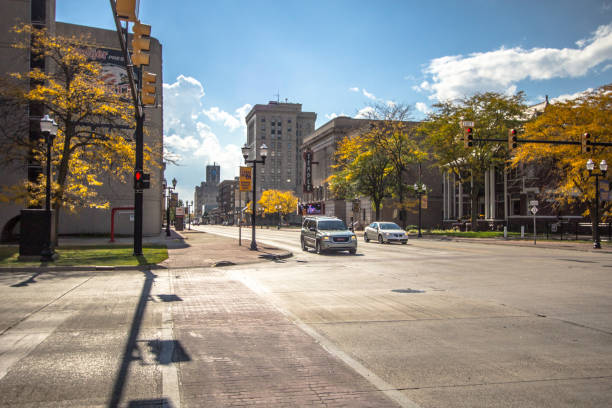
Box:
[194,163,220,217]
[244,101,316,196]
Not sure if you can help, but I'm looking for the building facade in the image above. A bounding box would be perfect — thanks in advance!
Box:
[244,101,316,196]
[300,117,444,229]
[0,0,164,240]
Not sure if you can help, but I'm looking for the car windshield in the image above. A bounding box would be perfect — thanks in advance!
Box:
[318,220,347,230]
[380,223,401,230]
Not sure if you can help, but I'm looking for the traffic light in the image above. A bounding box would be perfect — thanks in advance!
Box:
[581,132,591,154]
[464,127,474,148]
[141,71,157,106]
[508,128,518,151]
[134,170,150,189]
[131,21,151,67]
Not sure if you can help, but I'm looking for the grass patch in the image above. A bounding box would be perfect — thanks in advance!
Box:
[0,244,168,267]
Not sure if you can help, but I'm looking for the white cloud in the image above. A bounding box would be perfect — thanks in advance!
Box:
[386,100,396,107]
[362,89,377,100]
[417,22,612,101]
[354,106,375,119]
[163,75,245,199]
[349,87,360,92]
[325,112,348,120]
[415,102,431,114]
[202,104,252,132]
[551,88,594,103]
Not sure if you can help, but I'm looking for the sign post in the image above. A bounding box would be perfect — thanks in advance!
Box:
[530,200,538,245]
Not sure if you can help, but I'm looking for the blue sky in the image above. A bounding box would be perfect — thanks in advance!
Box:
[56,1,612,201]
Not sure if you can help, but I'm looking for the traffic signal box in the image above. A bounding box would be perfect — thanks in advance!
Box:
[141,71,157,106]
[464,127,474,148]
[581,132,592,154]
[508,128,518,151]
[131,22,151,67]
[134,170,150,189]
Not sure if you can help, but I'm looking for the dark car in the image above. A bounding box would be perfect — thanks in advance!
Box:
[300,216,357,254]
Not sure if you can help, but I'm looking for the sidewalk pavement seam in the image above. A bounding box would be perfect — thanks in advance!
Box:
[229,270,421,408]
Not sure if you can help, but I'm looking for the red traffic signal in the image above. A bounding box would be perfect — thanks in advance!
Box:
[464,127,474,148]
[508,128,518,151]
[134,170,150,189]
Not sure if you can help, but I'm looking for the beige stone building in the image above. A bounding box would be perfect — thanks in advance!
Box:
[244,101,316,196]
[0,0,164,240]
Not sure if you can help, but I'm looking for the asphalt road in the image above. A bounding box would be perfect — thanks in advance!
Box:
[198,225,612,408]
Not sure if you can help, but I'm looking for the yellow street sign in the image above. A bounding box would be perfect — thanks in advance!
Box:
[239,166,252,191]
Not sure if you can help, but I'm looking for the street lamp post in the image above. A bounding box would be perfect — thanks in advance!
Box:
[165,178,177,237]
[414,182,427,238]
[40,114,58,262]
[188,200,193,230]
[276,204,281,230]
[242,143,268,250]
[586,159,608,249]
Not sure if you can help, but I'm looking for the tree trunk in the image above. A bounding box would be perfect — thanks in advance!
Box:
[374,200,381,221]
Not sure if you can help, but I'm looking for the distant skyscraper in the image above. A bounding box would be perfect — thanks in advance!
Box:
[194,162,221,217]
[244,101,316,196]
[206,163,220,186]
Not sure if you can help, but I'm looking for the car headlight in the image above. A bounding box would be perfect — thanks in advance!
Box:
[351,235,356,240]
[321,236,330,241]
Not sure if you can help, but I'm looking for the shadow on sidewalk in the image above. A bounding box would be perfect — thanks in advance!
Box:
[108,269,188,407]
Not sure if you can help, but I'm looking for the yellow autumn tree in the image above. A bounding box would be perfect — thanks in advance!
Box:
[511,85,611,226]
[258,189,298,222]
[0,25,154,242]
[328,131,392,221]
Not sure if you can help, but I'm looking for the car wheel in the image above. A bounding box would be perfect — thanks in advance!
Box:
[378,235,384,244]
[364,233,370,242]
[316,240,322,254]
[401,240,408,245]
[349,248,356,255]
[301,238,308,251]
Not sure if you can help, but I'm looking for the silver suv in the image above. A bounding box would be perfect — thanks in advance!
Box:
[300,216,357,254]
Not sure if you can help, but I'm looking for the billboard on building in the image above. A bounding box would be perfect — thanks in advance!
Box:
[79,46,130,97]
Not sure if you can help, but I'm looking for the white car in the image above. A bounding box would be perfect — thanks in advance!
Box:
[364,222,408,244]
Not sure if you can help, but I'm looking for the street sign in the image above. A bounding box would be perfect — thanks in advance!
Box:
[460,121,474,127]
[529,200,539,206]
[175,207,184,216]
[239,166,252,192]
[530,206,538,214]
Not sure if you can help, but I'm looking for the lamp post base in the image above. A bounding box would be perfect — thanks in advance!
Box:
[593,241,601,249]
[250,241,258,251]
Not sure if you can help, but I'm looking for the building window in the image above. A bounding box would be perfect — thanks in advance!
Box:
[271,129,275,134]
[288,119,292,123]
[261,118,265,122]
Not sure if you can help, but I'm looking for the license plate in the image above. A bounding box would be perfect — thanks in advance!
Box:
[334,237,348,242]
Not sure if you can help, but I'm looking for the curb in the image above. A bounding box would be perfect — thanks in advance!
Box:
[413,236,612,253]
[0,250,294,273]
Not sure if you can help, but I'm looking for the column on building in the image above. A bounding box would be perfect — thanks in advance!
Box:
[443,172,447,220]
[490,165,496,220]
[458,180,463,219]
[484,168,490,219]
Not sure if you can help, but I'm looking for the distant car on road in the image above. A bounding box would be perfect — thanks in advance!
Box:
[300,216,357,254]
[364,222,408,244]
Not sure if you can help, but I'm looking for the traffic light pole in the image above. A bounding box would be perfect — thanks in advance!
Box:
[110,0,145,256]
